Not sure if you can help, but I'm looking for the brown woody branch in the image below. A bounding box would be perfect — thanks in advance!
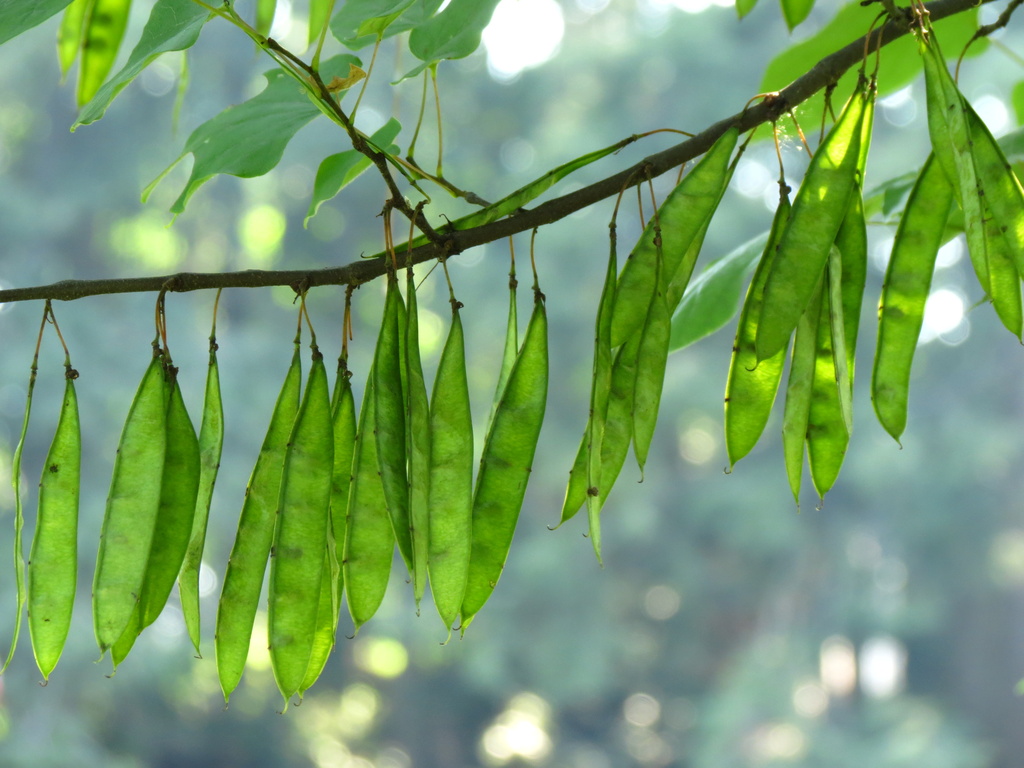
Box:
[0,0,995,305]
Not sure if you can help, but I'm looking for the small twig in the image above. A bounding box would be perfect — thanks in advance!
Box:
[960,0,1024,61]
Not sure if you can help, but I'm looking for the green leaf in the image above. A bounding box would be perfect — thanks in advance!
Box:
[331,0,444,50]
[863,169,918,222]
[668,232,769,352]
[761,4,982,132]
[305,119,402,226]
[1003,118,1024,161]
[0,0,74,46]
[256,0,276,37]
[145,56,359,214]
[408,0,501,63]
[309,0,332,46]
[736,0,760,18]
[449,138,633,232]
[330,0,415,47]
[1013,81,1024,127]
[73,0,211,129]
[780,0,814,30]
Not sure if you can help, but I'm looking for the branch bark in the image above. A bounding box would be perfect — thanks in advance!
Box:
[0,0,992,305]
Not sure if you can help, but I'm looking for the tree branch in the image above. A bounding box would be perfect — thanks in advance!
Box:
[0,0,991,305]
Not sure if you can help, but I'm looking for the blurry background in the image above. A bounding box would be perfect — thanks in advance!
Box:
[1,0,1023,766]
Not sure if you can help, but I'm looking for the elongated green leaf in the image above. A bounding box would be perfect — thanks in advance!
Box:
[145,56,359,213]
[669,232,768,352]
[780,0,814,30]
[408,0,501,63]
[0,0,75,46]
[74,0,210,129]
[305,119,402,225]
[451,138,635,233]
[736,0,759,18]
